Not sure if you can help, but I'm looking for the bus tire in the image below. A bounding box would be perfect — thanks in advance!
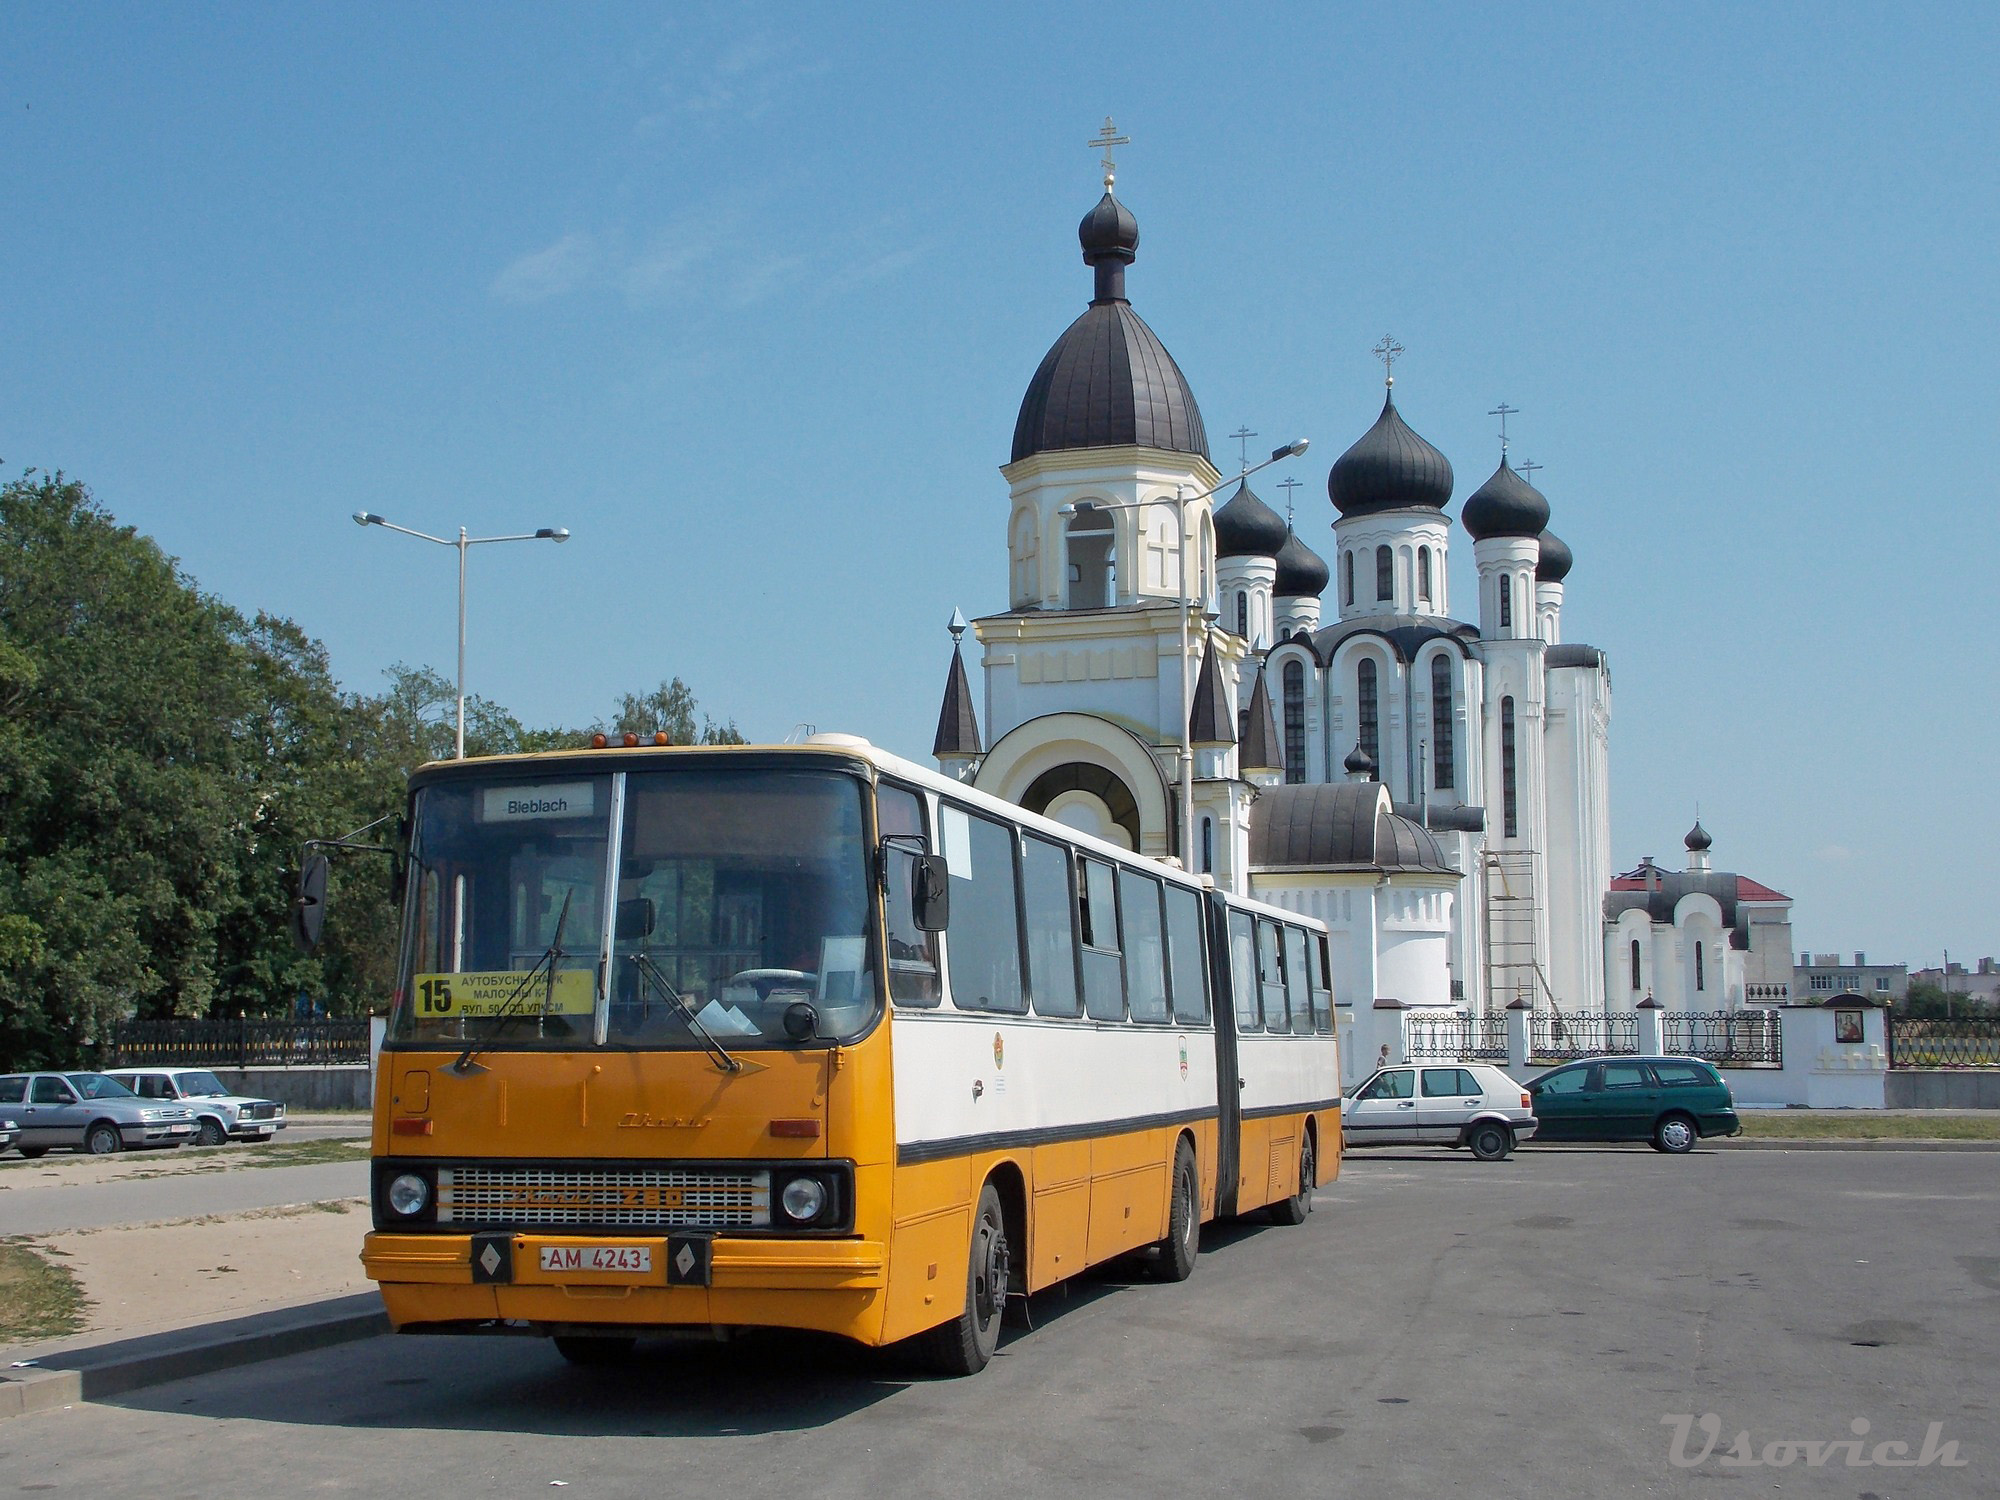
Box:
[1147,1138,1200,1282]
[914,1180,1008,1376]
[553,1335,637,1366]
[1269,1130,1314,1226]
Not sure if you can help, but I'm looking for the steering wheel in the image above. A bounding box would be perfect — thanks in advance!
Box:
[726,968,817,1000]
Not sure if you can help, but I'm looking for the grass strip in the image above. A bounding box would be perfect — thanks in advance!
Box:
[0,1239,88,1343]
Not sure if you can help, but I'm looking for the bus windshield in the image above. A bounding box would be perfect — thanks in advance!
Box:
[392,764,878,1049]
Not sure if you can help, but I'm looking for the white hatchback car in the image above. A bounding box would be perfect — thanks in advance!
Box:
[1343,1062,1538,1160]
[104,1067,287,1147]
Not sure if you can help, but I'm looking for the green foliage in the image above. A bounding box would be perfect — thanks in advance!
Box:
[1900,979,1996,1019]
[0,469,745,1067]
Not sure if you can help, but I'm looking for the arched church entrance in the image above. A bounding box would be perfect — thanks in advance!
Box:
[1021,762,1141,850]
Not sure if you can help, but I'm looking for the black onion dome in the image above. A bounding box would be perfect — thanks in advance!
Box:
[1344,744,1376,776]
[1685,820,1712,853]
[1327,392,1454,517]
[1078,192,1139,263]
[1214,480,1288,558]
[1461,457,1551,540]
[1535,529,1573,582]
[1011,194,1209,465]
[1273,527,1329,597]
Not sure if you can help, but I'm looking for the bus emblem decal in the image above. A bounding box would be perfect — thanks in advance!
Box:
[992,1033,1004,1069]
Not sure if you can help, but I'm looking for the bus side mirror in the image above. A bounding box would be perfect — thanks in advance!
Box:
[912,854,950,933]
[616,897,656,942]
[290,854,329,955]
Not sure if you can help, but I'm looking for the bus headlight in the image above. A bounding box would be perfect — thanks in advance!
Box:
[779,1176,827,1224]
[387,1173,431,1217]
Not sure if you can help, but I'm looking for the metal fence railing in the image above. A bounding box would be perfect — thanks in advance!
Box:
[1888,1015,2000,1068]
[1663,1010,1782,1068]
[1531,1011,1638,1061]
[1406,1010,1509,1061]
[109,1018,372,1069]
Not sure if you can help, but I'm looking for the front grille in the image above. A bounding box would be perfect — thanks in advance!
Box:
[436,1164,771,1230]
[246,1103,278,1120]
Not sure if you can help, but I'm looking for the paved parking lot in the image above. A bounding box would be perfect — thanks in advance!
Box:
[8,1147,1992,1498]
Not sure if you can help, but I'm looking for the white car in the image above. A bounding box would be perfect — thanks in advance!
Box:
[104,1067,288,1147]
[1343,1062,1539,1160]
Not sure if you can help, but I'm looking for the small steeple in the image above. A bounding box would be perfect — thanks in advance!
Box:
[1685,817,1712,872]
[1239,662,1282,777]
[932,609,982,778]
[1187,635,1233,750]
[1344,744,1377,782]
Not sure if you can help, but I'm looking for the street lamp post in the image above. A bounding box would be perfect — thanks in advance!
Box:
[353,512,571,758]
[1059,438,1308,869]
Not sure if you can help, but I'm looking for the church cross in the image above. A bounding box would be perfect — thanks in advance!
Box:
[1515,458,1544,484]
[1373,335,1405,387]
[1088,117,1130,193]
[1276,477,1302,525]
[1489,402,1518,456]
[1228,426,1258,472]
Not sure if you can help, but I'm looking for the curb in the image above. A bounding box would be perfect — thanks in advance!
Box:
[1712,1136,2000,1152]
[0,1292,387,1418]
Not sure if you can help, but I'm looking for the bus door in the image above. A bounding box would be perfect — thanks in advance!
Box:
[1204,891,1243,1217]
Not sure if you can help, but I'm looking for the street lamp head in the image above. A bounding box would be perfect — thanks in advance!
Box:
[1270,438,1310,462]
[353,511,383,527]
[536,527,571,543]
[1056,503,1077,518]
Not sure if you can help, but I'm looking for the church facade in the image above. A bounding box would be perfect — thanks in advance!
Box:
[931,173,1614,1028]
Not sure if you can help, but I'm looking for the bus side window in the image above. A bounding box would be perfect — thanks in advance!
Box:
[879,782,940,1008]
[1228,911,1260,1031]
[1311,931,1333,1032]
[1021,835,1081,1018]
[1282,925,1313,1038]
[1164,885,1209,1025]
[941,806,1026,1014]
[1118,868,1169,1024]
[1077,856,1125,1022]
[1259,920,1291,1034]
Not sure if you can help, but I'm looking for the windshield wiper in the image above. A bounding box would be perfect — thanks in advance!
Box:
[448,888,575,1075]
[630,952,741,1074]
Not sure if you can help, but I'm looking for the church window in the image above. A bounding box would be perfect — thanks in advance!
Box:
[1418,547,1431,603]
[1695,942,1706,992]
[1630,939,1642,991]
[1065,505,1115,609]
[1357,659,1380,766]
[1200,816,1214,874]
[1430,656,1454,791]
[1235,590,1247,638]
[1342,550,1354,607]
[1499,575,1512,630]
[1375,545,1393,602]
[1501,695,1517,838]
[1283,660,1306,785]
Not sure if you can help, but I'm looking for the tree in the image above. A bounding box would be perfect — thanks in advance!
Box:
[611,678,745,745]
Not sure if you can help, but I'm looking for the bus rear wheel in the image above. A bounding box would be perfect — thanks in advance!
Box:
[913,1181,1008,1376]
[1146,1139,1200,1282]
[1270,1132,1314,1225]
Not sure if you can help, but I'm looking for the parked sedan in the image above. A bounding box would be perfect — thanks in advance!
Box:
[104,1067,287,1147]
[1526,1056,1741,1153]
[0,1072,196,1155]
[1343,1062,1539,1160]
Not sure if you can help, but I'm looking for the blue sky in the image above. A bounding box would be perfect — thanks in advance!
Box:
[3,3,1995,965]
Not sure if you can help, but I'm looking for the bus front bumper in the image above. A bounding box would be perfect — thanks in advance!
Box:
[362,1232,887,1339]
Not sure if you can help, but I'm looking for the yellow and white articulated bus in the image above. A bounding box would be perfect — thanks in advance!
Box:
[359,735,1339,1374]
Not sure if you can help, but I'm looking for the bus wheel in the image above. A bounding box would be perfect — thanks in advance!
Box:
[915,1181,1008,1376]
[1270,1133,1314,1225]
[553,1335,637,1366]
[1147,1139,1200,1282]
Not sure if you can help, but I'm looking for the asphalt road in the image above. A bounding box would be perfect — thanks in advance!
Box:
[8,1148,1994,1499]
[0,1160,366,1235]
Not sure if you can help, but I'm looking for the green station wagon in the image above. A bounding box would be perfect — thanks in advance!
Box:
[1526,1056,1741,1153]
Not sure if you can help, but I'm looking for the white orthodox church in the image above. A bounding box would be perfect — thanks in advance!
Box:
[929,170,1614,1029]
